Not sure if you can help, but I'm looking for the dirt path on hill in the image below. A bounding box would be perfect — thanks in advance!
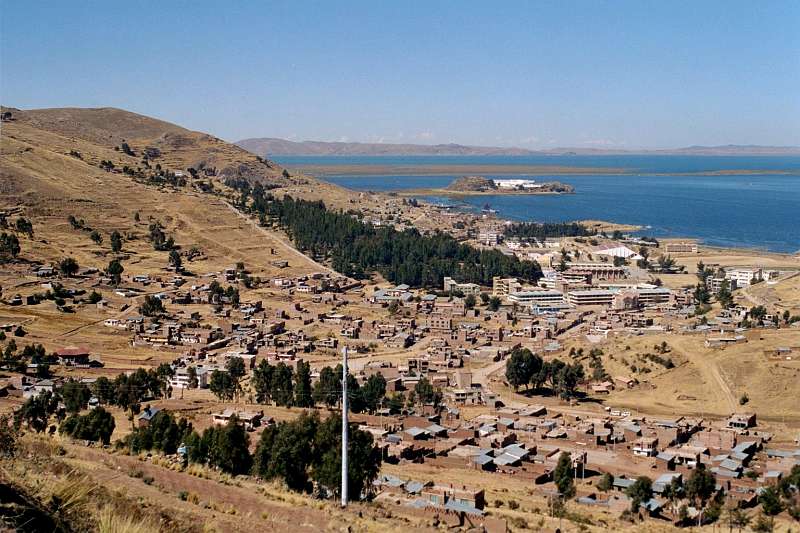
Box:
[708,360,737,412]
[222,200,336,276]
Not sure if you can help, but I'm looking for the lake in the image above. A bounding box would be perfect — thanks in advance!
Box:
[275,155,800,253]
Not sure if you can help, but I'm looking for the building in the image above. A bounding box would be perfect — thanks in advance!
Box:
[726,268,763,287]
[568,289,614,306]
[443,277,481,296]
[507,290,564,306]
[567,262,627,281]
[665,242,698,254]
[493,277,522,297]
[477,229,502,246]
[593,245,642,261]
[707,276,737,293]
[636,287,672,306]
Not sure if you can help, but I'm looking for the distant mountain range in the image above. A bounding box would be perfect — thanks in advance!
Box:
[236,138,800,157]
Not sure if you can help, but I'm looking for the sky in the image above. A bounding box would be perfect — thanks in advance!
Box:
[2,1,799,149]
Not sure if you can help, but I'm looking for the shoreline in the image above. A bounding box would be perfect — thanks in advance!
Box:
[393,187,571,197]
[286,163,800,177]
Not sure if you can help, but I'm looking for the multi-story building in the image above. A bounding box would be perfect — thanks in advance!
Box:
[568,289,615,306]
[507,290,564,306]
[725,268,762,287]
[665,242,699,254]
[443,277,481,295]
[492,276,522,296]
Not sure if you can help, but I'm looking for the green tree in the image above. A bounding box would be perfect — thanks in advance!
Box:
[59,407,115,444]
[313,366,340,407]
[58,257,80,277]
[110,230,123,253]
[209,370,235,402]
[204,416,252,475]
[488,296,501,311]
[107,259,124,285]
[758,486,783,516]
[0,232,21,262]
[625,476,653,511]
[414,377,439,405]
[553,452,575,497]
[252,360,274,403]
[139,295,165,317]
[253,411,317,491]
[60,379,91,413]
[90,230,103,244]
[271,362,294,407]
[597,472,613,492]
[294,360,313,408]
[311,414,382,500]
[360,373,386,413]
[685,465,716,506]
[14,391,59,433]
[168,249,182,271]
[504,347,543,392]
[464,293,476,309]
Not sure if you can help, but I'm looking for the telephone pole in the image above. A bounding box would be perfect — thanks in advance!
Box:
[341,346,349,507]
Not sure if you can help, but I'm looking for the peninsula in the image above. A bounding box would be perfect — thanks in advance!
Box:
[397,175,574,197]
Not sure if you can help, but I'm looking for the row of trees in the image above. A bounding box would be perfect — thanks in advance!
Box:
[505,347,586,400]
[123,408,381,500]
[230,185,543,288]
[503,221,595,241]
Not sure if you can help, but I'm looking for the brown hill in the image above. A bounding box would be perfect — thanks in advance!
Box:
[0,105,342,276]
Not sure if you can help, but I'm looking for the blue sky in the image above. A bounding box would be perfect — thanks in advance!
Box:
[2,1,799,148]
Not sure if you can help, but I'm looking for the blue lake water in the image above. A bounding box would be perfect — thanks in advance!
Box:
[275,156,800,253]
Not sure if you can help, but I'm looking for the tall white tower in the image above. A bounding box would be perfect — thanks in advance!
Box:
[341,346,348,507]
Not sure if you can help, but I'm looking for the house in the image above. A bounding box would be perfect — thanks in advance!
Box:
[211,408,264,430]
[633,436,659,457]
[727,413,756,430]
[54,346,92,366]
[138,406,162,427]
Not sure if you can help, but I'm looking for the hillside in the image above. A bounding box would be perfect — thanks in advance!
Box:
[237,137,800,157]
[0,105,349,279]
[236,137,541,156]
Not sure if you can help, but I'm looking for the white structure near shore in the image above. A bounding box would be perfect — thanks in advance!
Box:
[493,179,540,189]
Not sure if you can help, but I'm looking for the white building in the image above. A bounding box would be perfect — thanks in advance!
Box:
[493,179,540,189]
[593,245,642,261]
[508,290,565,306]
[725,268,763,287]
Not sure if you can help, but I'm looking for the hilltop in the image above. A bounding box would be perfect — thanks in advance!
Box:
[237,136,800,157]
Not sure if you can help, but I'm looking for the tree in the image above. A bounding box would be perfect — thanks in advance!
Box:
[758,486,783,516]
[311,414,382,500]
[168,249,182,271]
[313,366,340,407]
[60,379,91,413]
[504,347,542,392]
[0,232,21,262]
[752,513,775,533]
[294,360,313,408]
[488,296,501,311]
[87,290,103,304]
[597,472,613,492]
[717,279,733,308]
[58,257,80,277]
[725,506,751,532]
[187,366,199,389]
[253,360,274,403]
[107,259,124,285]
[59,407,116,444]
[685,465,716,506]
[15,218,33,237]
[361,373,386,413]
[204,417,251,475]
[253,411,318,491]
[139,295,165,317]
[271,363,294,407]
[613,256,626,267]
[110,230,123,253]
[625,476,653,511]
[553,452,575,497]
[209,370,235,402]
[90,230,103,244]
[14,391,59,433]
[694,283,710,305]
[464,293,476,309]
[414,377,438,405]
